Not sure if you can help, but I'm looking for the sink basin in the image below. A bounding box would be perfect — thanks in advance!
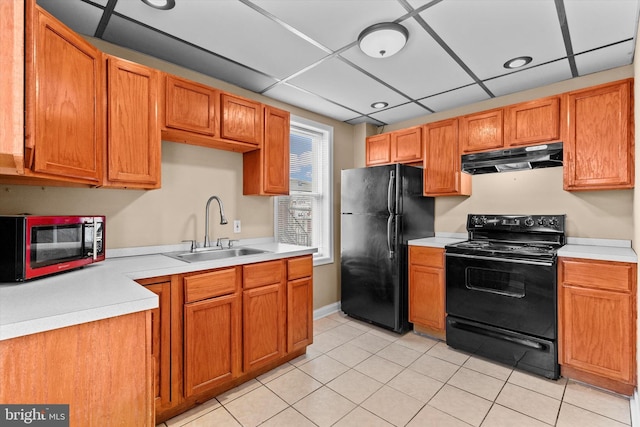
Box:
[163,247,269,263]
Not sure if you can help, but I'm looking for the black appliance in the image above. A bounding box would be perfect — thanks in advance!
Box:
[340,164,435,333]
[461,142,563,175]
[445,214,565,379]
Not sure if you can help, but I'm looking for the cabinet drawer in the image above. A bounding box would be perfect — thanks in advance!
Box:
[560,258,635,292]
[184,267,239,303]
[243,260,284,289]
[288,256,313,280]
[409,246,444,268]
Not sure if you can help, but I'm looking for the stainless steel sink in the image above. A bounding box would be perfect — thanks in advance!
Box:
[163,247,269,263]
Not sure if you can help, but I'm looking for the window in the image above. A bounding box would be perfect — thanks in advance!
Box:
[275,116,333,265]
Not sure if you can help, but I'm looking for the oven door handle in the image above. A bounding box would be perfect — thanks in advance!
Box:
[445,252,554,267]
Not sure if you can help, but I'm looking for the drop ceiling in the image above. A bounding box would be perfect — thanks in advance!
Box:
[37,0,640,126]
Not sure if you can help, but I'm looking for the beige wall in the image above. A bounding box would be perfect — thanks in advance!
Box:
[366,65,635,239]
[0,38,356,311]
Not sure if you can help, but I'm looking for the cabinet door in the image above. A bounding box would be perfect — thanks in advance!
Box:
[366,134,391,166]
[0,0,24,175]
[560,285,634,383]
[26,5,104,183]
[287,276,313,353]
[505,96,560,147]
[459,109,503,153]
[144,282,171,410]
[408,247,445,331]
[220,93,263,145]
[391,127,422,163]
[563,80,633,190]
[183,293,241,398]
[106,56,160,188]
[423,119,471,196]
[243,283,285,372]
[243,106,289,195]
[164,74,217,136]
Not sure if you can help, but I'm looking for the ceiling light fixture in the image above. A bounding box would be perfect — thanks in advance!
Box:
[371,102,389,109]
[358,22,409,59]
[503,56,533,69]
[140,0,175,10]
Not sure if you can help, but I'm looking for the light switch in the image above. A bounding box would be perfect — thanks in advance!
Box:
[233,220,241,233]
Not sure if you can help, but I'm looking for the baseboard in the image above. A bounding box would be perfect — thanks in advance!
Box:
[313,302,340,320]
[632,389,639,427]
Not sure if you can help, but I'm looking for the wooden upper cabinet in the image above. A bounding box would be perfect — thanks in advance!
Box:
[423,119,471,196]
[0,0,24,175]
[391,126,422,163]
[105,56,161,189]
[505,96,560,147]
[366,134,391,166]
[163,74,218,137]
[563,79,634,191]
[25,4,104,183]
[243,106,290,196]
[220,93,263,146]
[459,109,504,153]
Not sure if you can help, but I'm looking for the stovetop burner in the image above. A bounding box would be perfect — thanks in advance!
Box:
[445,214,566,262]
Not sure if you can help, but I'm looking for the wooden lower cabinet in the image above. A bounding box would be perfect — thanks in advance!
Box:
[558,257,637,395]
[0,311,154,426]
[184,293,241,397]
[146,256,312,423]
[287,256,314,352]
[243,260,286,372]
[408,246,445,339]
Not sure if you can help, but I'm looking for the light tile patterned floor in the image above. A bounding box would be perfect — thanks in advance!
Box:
[157,312,632,427]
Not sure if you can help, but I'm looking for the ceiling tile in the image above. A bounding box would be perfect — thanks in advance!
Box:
[420,84,491,113]
[574,41,635,76]
[341,19,476,100]
[484,60,573,97]
[37,0,103,36]
[369,102,431,124]
[421,0,566,80]
[252,0,408,51]
[564,0,640,53]
[346,116,386,126]
[288,57,409,115]
[264,83,359,122]
[102,15,277,93]
[112,0,327,79]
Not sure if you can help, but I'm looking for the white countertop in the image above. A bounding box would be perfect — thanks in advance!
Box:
[558,237,637,263]
[0,240,316,341]
[408,233,468,248]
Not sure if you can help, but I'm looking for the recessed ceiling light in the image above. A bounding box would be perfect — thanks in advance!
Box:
[358,23,409,59]
[503,56,533,69]
[140,0,175,10]
[371,102,389,109]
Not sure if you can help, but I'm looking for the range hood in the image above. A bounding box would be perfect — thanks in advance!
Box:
[461,142,563,175]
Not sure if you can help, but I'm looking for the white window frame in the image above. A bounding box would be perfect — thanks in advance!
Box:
[274,115,333,266]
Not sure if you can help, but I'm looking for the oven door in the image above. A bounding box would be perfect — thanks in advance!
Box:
[445,252,556,340]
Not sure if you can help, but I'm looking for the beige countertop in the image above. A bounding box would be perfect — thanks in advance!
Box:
[0,239,316,341]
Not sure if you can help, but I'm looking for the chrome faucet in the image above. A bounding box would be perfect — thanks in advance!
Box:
[204,196,228,248]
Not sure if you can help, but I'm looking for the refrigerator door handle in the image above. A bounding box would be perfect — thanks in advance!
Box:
[387,214,394,259]
[387,170,395,215]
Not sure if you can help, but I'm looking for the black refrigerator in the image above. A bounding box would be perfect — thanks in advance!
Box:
[340,164,435,333]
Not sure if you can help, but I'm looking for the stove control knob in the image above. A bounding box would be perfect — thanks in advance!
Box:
[524,217,534,227]
[548,217,558,228]
[471,216,485,226]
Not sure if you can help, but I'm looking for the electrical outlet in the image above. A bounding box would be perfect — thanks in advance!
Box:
[233,220,241,233]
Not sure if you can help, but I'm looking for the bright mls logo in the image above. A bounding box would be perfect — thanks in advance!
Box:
[0,405,69,426]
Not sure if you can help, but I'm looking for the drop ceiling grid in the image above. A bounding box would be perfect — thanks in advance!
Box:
[34,0,640,126]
